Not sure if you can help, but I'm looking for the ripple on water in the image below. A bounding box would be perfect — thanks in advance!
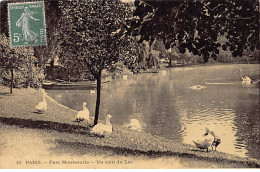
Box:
[46,64,260,160]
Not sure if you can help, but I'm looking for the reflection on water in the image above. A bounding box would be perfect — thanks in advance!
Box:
[47,64,260,160]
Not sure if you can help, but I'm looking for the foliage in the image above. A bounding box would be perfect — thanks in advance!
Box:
[0,0,9,36]
[0,0,62,75]
[33,0,62,69]
[131,0,259,62]
[58,0,139,124]
[0,34,43,91]
[59,0,139,77]
[0,34,33,70]
[25,59,45,88]
[1,65,44,88]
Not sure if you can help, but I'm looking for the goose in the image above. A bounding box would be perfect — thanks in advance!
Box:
[35,91,47,113]
[74,102,90,124]
[189,83,207,90]
[193,128,215,152]
[123,119,142,131]
[91,114,113,137]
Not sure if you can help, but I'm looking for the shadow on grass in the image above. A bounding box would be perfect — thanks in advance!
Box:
[33,111,44,114]
[51,140,259,168]
[52,139,198,158]
[0,116,259,168]
[0,92,12,96]
[0,116,93,136]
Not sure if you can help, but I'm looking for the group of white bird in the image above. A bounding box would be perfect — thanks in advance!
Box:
[73,102,143,137]
[35,93,141,137]
[72,102,142,137]
[72,101,146,138]
[193,128,221,152]
[35,90,223,152]
[72,101,113,137]
[189,76,260,90]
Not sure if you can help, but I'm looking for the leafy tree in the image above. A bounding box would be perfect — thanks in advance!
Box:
[132,0,259,62]
[33,0,62,70]
[58,0,138,125]
[0,34,34,93]
[0,0,10,36]
[0,0,63,82]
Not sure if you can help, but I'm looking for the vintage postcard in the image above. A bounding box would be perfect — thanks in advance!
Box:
[0,0,259,169]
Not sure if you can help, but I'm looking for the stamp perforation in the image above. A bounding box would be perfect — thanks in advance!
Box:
[7,1,47,48]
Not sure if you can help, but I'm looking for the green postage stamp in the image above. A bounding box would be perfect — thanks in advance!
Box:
[8,1,46,47]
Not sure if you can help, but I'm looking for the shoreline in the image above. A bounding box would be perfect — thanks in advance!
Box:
[0,85,259,168]
[163,61,259,69]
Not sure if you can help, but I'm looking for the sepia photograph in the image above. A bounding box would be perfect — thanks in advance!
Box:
[0,0,259,169]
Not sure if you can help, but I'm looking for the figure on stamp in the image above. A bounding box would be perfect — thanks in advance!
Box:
[16,6,40,44]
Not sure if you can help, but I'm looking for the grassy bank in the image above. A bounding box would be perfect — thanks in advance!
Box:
[0,85,259,168]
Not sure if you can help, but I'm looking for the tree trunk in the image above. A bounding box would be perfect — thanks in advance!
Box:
[50,58,54,80]
[169,56,172,67]
[94,74,102,125]
[10,68,14,94]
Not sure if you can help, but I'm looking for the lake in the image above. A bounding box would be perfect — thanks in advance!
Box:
[47,64,260,160]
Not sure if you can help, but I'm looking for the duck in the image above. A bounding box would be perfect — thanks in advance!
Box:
[123,119,142,131]
[35,90,47,113]
[189,83,207,90]
[74,102,90,124]
[193,128,215,152]
[210,130,221,151]
[91,114,113,137]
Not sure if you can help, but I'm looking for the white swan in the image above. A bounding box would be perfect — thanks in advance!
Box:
[91,114,113,137]
[193,128,215,152]
[123,119,142,131]
[74,102,90,123]
[35,91,47,113]
[189,83,207,90]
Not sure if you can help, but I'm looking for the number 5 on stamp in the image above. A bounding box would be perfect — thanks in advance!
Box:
[8,1,47,47]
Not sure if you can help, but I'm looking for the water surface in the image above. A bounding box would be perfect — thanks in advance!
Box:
[47,64,260,160]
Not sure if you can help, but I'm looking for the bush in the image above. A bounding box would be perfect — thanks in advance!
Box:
[194,55,204,63]
[27,67,45,89]
[216,49,233,62]
[0,34,43,90]
[0,65,44,89]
